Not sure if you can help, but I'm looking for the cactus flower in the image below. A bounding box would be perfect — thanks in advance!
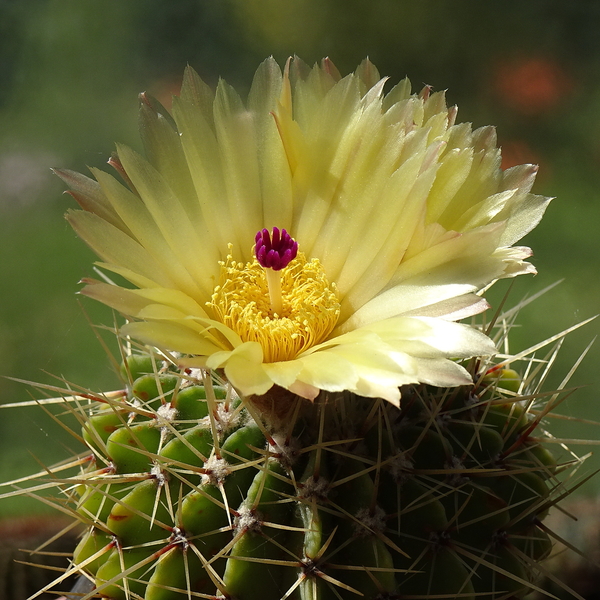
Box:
[59,57,549,404]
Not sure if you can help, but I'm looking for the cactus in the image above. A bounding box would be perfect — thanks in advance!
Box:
[2,306,594,600]
[0,58,594,599]
[76,363,554,600]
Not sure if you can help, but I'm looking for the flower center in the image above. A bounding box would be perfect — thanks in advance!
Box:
[208,233,340,363]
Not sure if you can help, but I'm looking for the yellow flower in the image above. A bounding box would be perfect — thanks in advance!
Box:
[59,57,549,405]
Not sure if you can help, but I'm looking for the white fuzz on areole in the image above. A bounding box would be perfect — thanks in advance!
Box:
[156,403,178,425]
[202,455,232,485]
[235,505,263,533]
[299,475,330,501]
[354,506,387,537]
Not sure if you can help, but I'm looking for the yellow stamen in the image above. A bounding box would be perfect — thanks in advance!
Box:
[208,251,340,363]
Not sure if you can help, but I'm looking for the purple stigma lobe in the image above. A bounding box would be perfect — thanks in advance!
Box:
[255,227,298,271]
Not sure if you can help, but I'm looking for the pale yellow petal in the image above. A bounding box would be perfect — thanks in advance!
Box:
[308,337,419,404]
[122,321,222,356]
[453,189,518,232]
[133,304,243,350]
[408,357,474,387]
[335,157,439,317]
[248,58,294,232]
[389,222,506,288]
[400,294,490,321]
[67,209,174,289]
[116,144,219,296]
[313,124,423,292]
[337,224,509,333]
[80,281,156,316]
[289,75,363,255]
[94,262,170,292]
[336,283,477,334]
[179,65,216,127]
[213,80,263,261]
[438,134,502,229]
[287,380,320,400]
[55,168,130,234]
[354,58,382,91]
[425,146,474,224]
[288,352,358,393]
[138,101,199,220]
[171,90,232,255]
[92,168,205,300]
[207,343,274,396]
[500,164,537,197]
[81,282,233,351]
[499,193,551,247]
[131,288,208,319]
[262,359,304,389]
[366,316,497,358]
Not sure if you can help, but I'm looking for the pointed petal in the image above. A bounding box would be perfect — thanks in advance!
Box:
[248,58,294,231]
[66,209,175,289]
[116,145,219,297]
[138,99,199,221]
[499,194,552,246]
[122,321,222,356]
[55,168,132,235]
[213,79,263,260]
[207,343,274,396]
[92,167,206,300]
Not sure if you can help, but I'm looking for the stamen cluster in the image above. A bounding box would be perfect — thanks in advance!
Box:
[208,252,340,362]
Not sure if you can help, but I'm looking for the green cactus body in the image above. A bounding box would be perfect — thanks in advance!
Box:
[67,355,559,600]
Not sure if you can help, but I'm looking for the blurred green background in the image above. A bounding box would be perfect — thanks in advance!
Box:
[1,0,599,517]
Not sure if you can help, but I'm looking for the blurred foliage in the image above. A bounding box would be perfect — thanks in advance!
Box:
[1,0,600,515]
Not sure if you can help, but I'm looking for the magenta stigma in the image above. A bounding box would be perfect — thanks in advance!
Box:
[255,227,298,271]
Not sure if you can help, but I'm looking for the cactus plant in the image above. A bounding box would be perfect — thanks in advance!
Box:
[0,58,594,599]
[72,357,560,600]
[2,309,593,600]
